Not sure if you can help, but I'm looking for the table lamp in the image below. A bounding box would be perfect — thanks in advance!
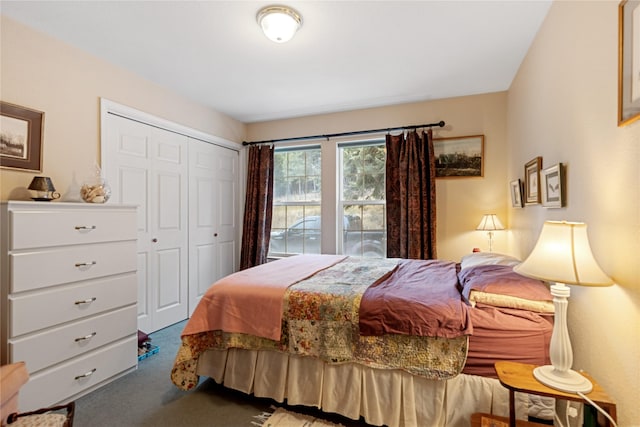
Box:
[28,176,60,201]
[514,221,613,393]
[476,214,504,252]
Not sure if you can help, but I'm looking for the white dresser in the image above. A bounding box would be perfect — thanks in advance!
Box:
[0,201,138,411]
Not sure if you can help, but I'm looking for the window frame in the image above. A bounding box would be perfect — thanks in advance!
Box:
[269,144,322,258]
[267,138,387,258]
[337,139,387,257]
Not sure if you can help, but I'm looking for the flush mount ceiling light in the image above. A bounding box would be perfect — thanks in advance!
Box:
[257,5,302,43]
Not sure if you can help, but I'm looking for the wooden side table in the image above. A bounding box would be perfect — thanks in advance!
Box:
[470,412,547,427]
[494,361,617,427]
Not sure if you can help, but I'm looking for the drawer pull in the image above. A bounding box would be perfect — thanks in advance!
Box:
[75,261,97,268]
[75,332,97,342]
[74,225,97,231]
[74,368,97,380]
[74,297,97,305]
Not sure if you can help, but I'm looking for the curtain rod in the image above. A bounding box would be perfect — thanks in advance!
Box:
[242,120,445,146]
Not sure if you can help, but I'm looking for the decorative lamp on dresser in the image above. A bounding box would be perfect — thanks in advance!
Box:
[0,201,138,412]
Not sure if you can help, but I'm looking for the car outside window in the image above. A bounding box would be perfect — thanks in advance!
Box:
[269,146,321,256]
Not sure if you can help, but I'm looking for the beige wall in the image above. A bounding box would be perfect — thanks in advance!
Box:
[4,2,638,424]
[247,92,510,261]
[508,2,639,425]
[0,16,245,200]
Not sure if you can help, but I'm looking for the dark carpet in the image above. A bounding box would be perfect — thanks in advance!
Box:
[73,321,372,427]
[73,321,272,426]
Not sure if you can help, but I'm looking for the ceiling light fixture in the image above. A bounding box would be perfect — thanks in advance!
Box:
[257,5,302,43]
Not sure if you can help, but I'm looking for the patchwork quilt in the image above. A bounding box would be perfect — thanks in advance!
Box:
[171,257,469,391]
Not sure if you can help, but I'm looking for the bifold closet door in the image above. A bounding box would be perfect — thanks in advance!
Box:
[188,139,238,315]
[103,114,189,333]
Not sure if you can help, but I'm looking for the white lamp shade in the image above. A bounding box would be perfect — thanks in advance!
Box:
[514,221,613,286]
[476,214,505,231]
[257,6,302,43]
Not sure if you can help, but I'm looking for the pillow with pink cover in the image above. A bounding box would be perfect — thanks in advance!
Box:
[458,264,554,313]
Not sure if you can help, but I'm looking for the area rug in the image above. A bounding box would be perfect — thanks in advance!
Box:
[252,407,345,427]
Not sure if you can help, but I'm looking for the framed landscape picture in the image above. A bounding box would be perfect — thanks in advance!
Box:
[433,135,484,178]
[0,101,44,172]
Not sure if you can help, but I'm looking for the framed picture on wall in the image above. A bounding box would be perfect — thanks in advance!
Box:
[433,135,484,178]
[0,101,44,172]
[540,163,565,208]
[510,179,524,208]
[524,156,542,205]
[618,0,640,126]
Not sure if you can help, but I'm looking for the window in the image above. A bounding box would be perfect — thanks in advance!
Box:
[339,141,386,257]
[269,146,321,256]
[268,140,386,258]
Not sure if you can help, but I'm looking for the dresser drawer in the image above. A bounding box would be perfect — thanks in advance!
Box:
[9,273,137,336]
[10,305,137,373]
[10,208,137,250]
[10,240,137,293]
[18,336,137,412]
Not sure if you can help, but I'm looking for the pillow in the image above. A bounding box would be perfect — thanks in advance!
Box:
[458,264,554,313]
[460,252,521,270]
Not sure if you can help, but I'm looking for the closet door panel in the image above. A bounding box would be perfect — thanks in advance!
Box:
[188,141,238,315]
[149,127,188,331]
[119,168,148,217]
[103,113,188,333]
[215,146,238,275]
[188,141,218,314]
[156,248,182,309]
[196,244,216,297]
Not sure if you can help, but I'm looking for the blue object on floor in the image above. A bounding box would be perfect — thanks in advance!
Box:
[138,344,159,361]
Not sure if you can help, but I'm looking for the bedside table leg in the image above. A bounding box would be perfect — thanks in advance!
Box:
[509,389,516,427]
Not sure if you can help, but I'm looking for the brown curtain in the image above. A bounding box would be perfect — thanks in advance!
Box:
[385,129,437,259]
[240,145,274,270]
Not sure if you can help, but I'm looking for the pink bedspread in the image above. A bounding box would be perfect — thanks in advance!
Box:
[182,254,346,341]
[359,259,472,338]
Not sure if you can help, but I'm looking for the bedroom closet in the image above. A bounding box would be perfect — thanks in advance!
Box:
[101,100,240,333]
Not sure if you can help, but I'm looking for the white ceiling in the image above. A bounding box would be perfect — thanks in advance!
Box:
[1,1,552,123]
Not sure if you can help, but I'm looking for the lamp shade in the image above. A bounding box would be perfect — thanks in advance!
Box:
[257,5,302,43]
[476,214,505,231]
[514,221,613,286]
[28,176,56,192]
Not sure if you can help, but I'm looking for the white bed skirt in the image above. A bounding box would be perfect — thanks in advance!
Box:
[197,348,531,427]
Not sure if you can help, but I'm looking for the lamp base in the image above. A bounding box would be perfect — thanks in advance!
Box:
[533,365,593,394]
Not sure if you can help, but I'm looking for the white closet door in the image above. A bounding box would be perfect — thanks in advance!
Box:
[188,139,238,314]
[104,114,188,333]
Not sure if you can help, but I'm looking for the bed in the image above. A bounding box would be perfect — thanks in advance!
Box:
[171,253,554,427]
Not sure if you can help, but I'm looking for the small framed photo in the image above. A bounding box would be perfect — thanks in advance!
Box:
[541,163,565,208]
[524,157,542,205]
[0,101,44,172]
[433,135,484,178]
[510,179,524,208]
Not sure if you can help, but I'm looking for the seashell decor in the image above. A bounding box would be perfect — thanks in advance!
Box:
[81,182,110,203]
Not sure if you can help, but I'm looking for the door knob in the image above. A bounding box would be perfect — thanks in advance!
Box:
[214,233,218,237]
[152,238,158,243]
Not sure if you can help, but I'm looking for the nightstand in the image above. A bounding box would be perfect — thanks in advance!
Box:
[494,361,617,427]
